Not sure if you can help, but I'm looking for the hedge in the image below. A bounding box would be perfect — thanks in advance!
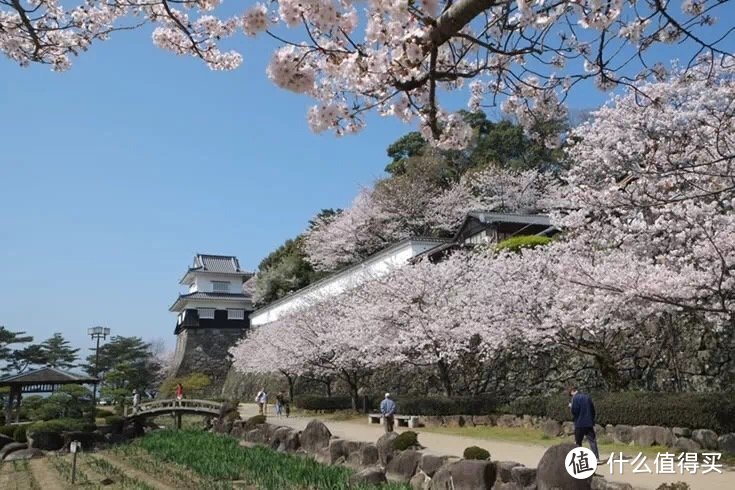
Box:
[396,395,498,416]
[507,392,735,433]
[294,396,353,411]
[295,394,498,416]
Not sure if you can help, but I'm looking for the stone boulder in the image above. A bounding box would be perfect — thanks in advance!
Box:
[443,415,466,428]
[270,427,299,453]
[359,444,379,466]
[495,461,522,483]
[377,432,398,465]
[672,427,691,438]
[244,427,268,445]
[591,476,633,490]
[410,471,430,490]
[386,449,421,483]
[511,466,536,487]
[320,439,349,465]
[422,416,444,428]
[431,460,497,490]
[632,426,657,447]
[4,448,44,461]
[0,434,13,450]
[349,466,387,487]
[673,437,701,452]
[497,415,520,428]
[612,425,633,444]
[692,429,718,450]
[562,422,575,436]
[717,433,735,454]
[654,427,675,447]
[542,420,562,438]
[536,443,592,490]
[472,415,492,427]
[300,420,332,454]
[419,454,447,478]
[0,442,27,460]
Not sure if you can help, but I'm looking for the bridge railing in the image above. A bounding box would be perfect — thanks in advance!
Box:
[126,398,223,417]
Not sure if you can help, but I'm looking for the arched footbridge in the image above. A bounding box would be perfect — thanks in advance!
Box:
[126,399,223,428]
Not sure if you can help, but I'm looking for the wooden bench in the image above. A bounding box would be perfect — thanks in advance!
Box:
[368,413,419,428]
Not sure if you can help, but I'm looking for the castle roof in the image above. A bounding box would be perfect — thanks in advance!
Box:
[179,254,252,284]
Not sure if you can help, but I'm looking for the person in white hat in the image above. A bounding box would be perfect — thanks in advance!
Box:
[380,393,396,433]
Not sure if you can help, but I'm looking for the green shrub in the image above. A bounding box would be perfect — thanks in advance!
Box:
[294,396,353,411]
[495,235,552,253]
[396,395,497,416]
[393,431,418,451]
[160,372,212,398]
[104,415,126,433]
[13,425,27,442]
[463,446,490,460]
[27,418,94,435]
[0,425,15,438]
[507,392,735,433]
[95,408,112,418]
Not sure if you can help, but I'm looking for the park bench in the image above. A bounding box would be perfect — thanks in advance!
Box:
[367,413,419,428]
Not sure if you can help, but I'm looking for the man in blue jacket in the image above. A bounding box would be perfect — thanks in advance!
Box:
[380,393,396,433]
[569,386,600,459]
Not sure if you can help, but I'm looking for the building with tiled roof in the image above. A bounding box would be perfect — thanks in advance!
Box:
[169,254,253,393]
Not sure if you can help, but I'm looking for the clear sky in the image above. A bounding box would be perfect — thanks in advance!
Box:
[0,17,730,359]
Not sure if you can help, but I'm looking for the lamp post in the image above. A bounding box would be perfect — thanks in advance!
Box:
[88,326,110,409]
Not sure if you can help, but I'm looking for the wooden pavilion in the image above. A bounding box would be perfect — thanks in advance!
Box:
[0,367,98,423]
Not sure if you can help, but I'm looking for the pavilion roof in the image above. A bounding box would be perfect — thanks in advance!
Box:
[0,367,98,386]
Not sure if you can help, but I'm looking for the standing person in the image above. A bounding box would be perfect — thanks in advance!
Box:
[569,386,600,460]
[380,393,396,433]
[175,383,184,406]
[132,389,141,414]
[275,391,285,417]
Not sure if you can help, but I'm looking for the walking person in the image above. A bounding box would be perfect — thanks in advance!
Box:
[275,391,285,417]
[380,393,396,433]
[132,389,141,415]
[568,385,600,461]
[175,383,184,407]
[255,388,268,416]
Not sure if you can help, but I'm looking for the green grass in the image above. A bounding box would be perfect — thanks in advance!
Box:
[135,429,409,490]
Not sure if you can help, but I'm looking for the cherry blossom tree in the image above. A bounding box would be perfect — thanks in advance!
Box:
[2,1,732,144]
[304,165,556,271]
[556,59,735,328]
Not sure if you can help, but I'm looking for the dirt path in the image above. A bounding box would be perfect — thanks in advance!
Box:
[93,453,176,490]
[29,458,67,490]
[239,403,735,490]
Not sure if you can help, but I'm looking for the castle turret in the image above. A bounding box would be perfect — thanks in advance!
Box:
[169,254,253,394]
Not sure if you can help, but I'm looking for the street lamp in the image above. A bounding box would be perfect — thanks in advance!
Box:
[88,326,110,409]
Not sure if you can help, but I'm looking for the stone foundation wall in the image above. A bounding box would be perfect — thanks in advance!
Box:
[171,327,246,396]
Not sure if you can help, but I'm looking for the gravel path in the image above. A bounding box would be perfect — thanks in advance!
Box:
[239,404,735,490]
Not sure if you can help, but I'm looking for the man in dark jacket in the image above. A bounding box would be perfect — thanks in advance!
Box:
[569,386,600,459]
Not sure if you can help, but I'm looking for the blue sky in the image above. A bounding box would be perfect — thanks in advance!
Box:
[0,16,730,359]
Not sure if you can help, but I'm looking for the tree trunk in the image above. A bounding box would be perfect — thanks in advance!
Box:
[437,359,454,396]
